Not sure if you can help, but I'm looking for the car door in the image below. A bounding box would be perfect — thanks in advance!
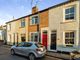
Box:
[15,43,24,55]
[21,43,32,56]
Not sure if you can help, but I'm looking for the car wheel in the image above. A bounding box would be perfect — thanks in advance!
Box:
[29,54,36,60]
[11,49,15,55]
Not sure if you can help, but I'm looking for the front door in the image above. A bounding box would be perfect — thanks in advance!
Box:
[42,31,47,49]
[50,31,57,50]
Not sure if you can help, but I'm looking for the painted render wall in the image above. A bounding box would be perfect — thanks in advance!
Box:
[79,0,80,46]
[7,21,17,45]
[19,17,29,42]
[7,17,29,45]
[48,1,80,51]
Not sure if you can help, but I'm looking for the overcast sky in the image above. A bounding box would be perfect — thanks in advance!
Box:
[0,0,67,25]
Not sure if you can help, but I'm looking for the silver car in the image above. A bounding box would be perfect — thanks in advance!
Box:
[11,42,46,60]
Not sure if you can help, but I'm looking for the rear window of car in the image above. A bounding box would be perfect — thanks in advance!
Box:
[35,43,43,48]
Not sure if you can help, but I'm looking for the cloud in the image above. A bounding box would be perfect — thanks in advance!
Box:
[26,10,31,15]
[0,12,13,25]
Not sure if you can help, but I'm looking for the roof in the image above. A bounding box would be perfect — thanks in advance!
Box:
[6,0,77,24]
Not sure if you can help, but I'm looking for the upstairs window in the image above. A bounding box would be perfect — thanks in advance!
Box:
[21,18,25,27]
[65,6,75,20]
[30,16,39,25]
[7,24,11,31]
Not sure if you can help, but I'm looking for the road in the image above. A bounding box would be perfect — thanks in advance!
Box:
[0,45,62,60]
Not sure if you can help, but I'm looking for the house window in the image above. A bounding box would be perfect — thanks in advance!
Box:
[30,32,39,42]
[65,6,75,20]
[9,34,11,44]
[65,32,75,46]
[21,34,26,42]
[21,18,25,27]
[30,16,39,25]
[7,24,11,31]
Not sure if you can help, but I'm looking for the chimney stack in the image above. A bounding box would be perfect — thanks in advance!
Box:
[32,6,38,14]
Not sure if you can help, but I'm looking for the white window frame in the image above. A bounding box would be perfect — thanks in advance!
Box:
[21,18,25,27]
[30,15,39,25]
[63,5,76,22]
[29,32,39,42]
[7,24,11,31]
[64,31,75,46]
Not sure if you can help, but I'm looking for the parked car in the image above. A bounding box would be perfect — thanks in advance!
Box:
[10,42,46,60]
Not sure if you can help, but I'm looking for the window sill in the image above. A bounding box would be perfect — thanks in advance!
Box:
[7,30,11,32]
[19,27,25,28]
[65,45,73,47]
[30,24,39,26]
[60,20,76,24]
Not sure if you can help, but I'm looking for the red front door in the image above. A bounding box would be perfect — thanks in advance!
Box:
[42,31,47,49]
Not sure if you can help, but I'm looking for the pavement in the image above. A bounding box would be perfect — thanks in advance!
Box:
[46,51,70,60]
[46,51,80,60]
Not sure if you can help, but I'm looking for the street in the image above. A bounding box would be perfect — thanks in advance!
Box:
[0,45,62,60]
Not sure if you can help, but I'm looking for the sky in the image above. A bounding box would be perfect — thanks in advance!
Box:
[0,0,68,25]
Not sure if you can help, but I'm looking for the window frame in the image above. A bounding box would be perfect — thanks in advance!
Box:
[64,31,75,46]
[64,5,76,21]
[7,24,11,31]
[30,15,39,25]
[21,18,25,27]
[30,32,39,42]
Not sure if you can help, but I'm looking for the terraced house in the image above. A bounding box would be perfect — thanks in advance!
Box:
[28,6,49,48]
[6,0,80,52]
[6,17,29,45]
[6,6,49,46]
[48,0,80,52]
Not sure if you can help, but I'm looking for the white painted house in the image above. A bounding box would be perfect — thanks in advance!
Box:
[47,0,80,52]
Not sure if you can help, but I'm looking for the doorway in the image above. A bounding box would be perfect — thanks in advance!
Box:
[50,31,57,50]
[42,31,47,49]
